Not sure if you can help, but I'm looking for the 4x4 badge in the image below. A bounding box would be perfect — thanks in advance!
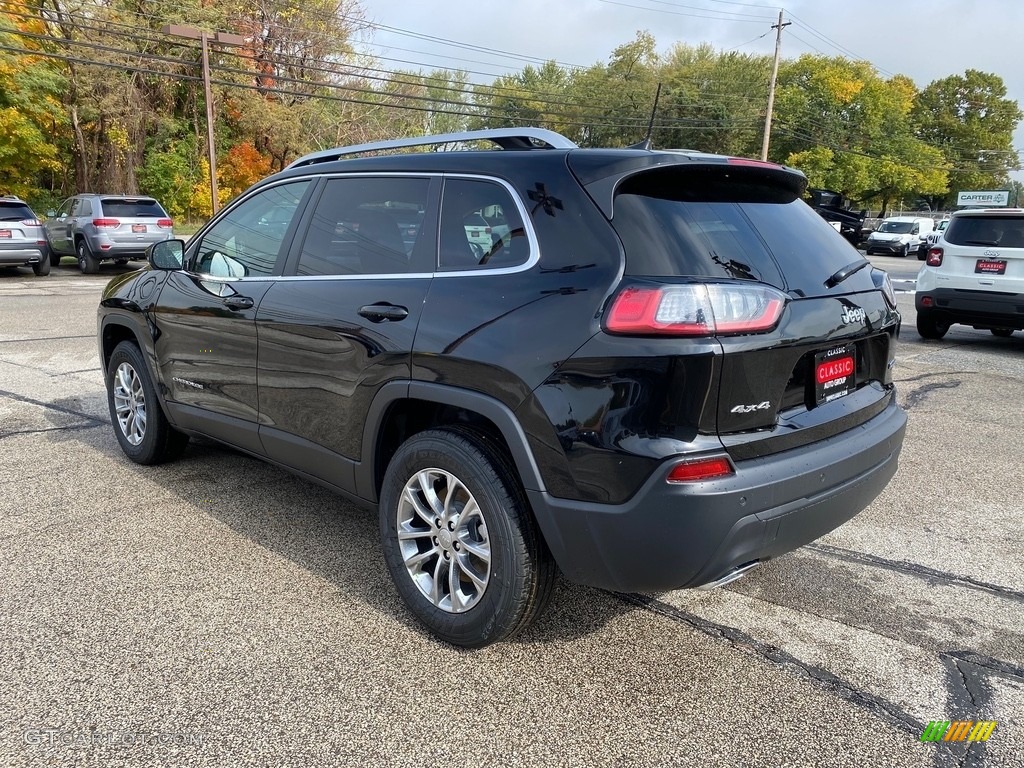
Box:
[731,401,771,414]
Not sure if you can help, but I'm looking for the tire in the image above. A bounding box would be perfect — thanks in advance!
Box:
[917,311,950,340]
[77,239,100,274]
[105,340,189,465]
[379,427,555,648]
[32,254,50,276]
[917,244,928,260]
[991,328,1014,338]
[900,243,909,258]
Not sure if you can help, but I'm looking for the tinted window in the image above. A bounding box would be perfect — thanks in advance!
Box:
[945,215,1024,248]
[297,177,429,276]
[194,181,310,278]
[0,202,34,221]
[78,200,93,217]
[99,198,166,217]
[877,220,914,234]
[612,168,872,296]
[439,178,529,271]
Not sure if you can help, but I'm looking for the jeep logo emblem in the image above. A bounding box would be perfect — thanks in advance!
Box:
[841,307,866,324]
[983,249,1000,258]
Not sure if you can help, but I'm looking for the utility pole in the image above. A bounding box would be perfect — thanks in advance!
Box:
[163,25,245,215]
[760,10,791,162]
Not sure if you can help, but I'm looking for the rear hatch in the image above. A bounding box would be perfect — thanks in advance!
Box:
[0,200,42,248]
[933,212,1024,293]
[575,158,899,460]
[97,197,173,244]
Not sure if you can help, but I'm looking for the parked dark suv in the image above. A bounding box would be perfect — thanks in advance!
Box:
[97,128,907,647]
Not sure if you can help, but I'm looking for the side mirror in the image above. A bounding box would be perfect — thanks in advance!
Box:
[911,227,919,235]
[148,239,184,271]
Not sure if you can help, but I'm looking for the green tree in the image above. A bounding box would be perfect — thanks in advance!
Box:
[656,43,768,156]
[774,55,947,215]
[913,69,1022,208]
[0,0,64,198]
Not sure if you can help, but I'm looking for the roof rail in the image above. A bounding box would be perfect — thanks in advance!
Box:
[285,127,578,169]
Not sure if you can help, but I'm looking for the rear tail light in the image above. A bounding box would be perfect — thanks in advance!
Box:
[93,218,120,228]
[667,456,735,483]
[20,218,41,226]
[605,283,787,336]
[157,218,173,229]
[926,247,943,267]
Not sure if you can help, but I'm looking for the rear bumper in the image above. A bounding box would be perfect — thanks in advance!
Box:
[88,235,171,260]
[527,397,907,592]
[0,246,46,265]
[916,287,1024,329]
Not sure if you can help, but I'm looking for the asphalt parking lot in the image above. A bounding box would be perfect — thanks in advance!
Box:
[1,259,1023,768]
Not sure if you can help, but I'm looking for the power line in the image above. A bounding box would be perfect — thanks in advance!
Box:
[597,0,771,23]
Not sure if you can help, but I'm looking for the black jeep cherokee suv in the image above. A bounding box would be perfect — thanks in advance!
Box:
[97,128,907,647]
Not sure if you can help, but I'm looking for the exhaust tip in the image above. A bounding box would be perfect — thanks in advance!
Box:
[696,561,760,590]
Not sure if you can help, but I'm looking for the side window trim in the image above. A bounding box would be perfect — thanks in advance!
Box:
[184,178,318,278]
[436,174,538,275]
[282,174,439,278]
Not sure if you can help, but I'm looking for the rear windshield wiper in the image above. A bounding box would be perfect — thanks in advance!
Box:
[963,239,998,246]
[825,258,870,288]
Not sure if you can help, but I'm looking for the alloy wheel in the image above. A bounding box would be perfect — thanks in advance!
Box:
[112,361,147,445]
[397,468,491,613]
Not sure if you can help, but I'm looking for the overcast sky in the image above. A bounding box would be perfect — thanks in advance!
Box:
[356,0,1024,183]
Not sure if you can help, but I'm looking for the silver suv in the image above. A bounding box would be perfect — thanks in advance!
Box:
[44,194,174,273]
[0,196,49,276]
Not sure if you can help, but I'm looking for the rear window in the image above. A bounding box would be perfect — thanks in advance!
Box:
[945,215,1024,248]
[611,168,870,296]
[0,202,34,221]
[99,198,167,218]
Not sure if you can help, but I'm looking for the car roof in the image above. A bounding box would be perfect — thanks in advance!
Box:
[950,208,1024,218]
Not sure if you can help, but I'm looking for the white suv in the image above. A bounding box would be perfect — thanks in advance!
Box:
[916,209,1024,339]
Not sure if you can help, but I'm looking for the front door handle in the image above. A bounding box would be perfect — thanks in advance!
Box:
[223,295,254,310]
[358,303,409,322]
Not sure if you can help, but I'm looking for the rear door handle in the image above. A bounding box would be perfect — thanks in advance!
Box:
[223,295,254,310]
[358,303,409,322]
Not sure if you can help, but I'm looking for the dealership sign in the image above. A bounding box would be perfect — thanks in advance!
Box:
[956,190,1010,207]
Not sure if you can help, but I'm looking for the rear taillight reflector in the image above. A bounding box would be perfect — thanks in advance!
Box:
[93,218,119,228]
[157,218,173,228]
[926,247,943,267]
[605,283,786,337]
[667,456,734,483]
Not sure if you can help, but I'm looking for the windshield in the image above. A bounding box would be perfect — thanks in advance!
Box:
[878,221,914,234]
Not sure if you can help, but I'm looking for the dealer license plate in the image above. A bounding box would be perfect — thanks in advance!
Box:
[132,224,147,233]
[815,344,856,404]
[975,259,1006,275]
